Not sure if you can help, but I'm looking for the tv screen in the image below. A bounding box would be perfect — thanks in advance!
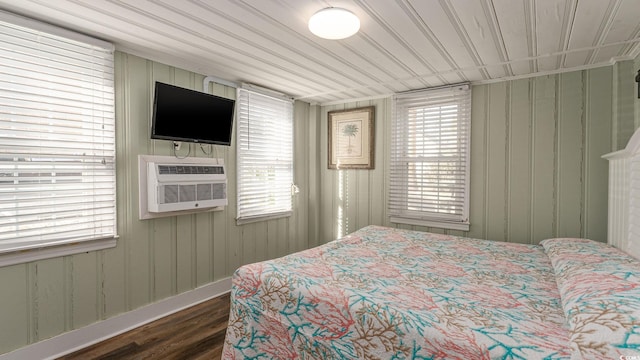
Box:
[151,82,235,146]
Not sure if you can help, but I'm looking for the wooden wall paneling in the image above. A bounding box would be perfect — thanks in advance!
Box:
[307,105,321,248]
[333,115,344,241]
[255,221,268,263]
[292,102,310,254]
[343,169,355,236]
[319,105,337,243]
[531,76,557,243]
[382,98,391,227]
[176,215,196,294]
[614,60,636,150]
[174,70,200,293]
[0,265,28,350]
[105,52,130,319]
[356,169,370,231]
[240,224,255,267]
[283,218,293,258]
[224,115,241,276]
[69,252,99,329]
[584,67,612,242]
[318,105,328,244]
[150,62,177,301]
[102,228,127,319]
[33,259,66,341]
[346,111,359,235]
[395,223,414,231]
[195,213,212,287]
[152,218,175,300]
[63,258,72,332]
[243,222,256,263]
[427,227,445,234]
[255,219,268,261]
[266,221,278,261]
[124,54,153,311]
[485,82,508,242]
[507,79,533,244]
[467,85,488,240]
[28,263,36,341]
[332,107,347,241]
[333,167,344,240]
[555,72,584,238]
[289,218,301,256]
[369,98,389,227]
[277,218,289,259]
[447,229,466,237]
[213,83,235,280]
[211,211,227,282]
[262,221,271,261]
[354,101,373,232]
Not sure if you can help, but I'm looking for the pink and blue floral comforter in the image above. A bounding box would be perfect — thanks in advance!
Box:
[222,225,640,359]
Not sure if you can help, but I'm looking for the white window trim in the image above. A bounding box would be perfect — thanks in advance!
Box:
[389,217,470,232]
[236,211,293,226]
[0,237,117,268]
[389,84,471,231]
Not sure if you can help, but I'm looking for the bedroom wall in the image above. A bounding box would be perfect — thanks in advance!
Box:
[0,52,313,354]
[317,66,620,245]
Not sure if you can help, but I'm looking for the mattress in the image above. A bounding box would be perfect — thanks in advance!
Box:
[222,225,640,359]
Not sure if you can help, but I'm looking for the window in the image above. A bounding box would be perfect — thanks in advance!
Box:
[389,84,471,231]
[0,13,116,266]
[236,86,294,224]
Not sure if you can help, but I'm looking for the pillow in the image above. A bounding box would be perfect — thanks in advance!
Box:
[541,238,640,359]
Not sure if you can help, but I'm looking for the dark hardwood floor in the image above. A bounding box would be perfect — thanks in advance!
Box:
[58,292,230,360]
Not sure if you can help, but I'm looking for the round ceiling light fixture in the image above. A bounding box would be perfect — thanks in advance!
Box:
[308,7,360,40]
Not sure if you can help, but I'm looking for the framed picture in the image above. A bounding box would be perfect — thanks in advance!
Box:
[328,106,375,169]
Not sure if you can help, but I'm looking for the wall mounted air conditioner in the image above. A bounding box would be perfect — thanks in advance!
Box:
[147,162,227,213]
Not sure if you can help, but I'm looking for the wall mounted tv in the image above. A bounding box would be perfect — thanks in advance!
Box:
[151,81,235,146]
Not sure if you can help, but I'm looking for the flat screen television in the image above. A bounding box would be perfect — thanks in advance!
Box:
[151,82,235,146]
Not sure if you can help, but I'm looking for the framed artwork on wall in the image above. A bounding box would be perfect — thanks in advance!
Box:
[328,106,375,169]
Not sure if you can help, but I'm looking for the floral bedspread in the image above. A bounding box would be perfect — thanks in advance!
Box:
[223,225,572,359]
[541,238,640,359]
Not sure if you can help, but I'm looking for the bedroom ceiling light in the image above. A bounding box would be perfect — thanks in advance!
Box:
[308,7,360,40]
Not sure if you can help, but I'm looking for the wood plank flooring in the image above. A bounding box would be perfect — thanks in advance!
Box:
[57,292,230,360]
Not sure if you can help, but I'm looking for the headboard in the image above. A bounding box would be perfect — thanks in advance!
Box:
[604,128,640,259]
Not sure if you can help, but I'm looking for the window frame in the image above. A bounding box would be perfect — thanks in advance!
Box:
[235,85,294,225]
[0,11,117,267]
[389,84,472,231]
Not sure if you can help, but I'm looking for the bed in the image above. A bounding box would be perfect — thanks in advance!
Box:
[223,129,640,359]
[222,226,640,359]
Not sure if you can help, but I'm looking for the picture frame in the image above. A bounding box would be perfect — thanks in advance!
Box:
[328,106,375,169]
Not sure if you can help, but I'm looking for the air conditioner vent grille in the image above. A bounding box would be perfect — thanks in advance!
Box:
[158,165,224,175]
[158,183,227,205]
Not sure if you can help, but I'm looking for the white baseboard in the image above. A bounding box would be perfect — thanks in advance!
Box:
[0,277,232,360]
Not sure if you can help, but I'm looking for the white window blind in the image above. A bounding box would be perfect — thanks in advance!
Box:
[0,12,116,259]
[389,84,471,231]
[236,87,294,224]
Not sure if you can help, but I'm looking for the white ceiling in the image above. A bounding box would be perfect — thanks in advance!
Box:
[0,0,638,105]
